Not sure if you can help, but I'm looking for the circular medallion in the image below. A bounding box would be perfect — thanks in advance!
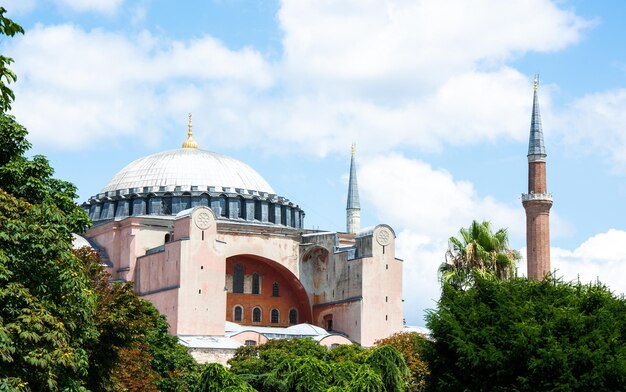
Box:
[195,212,212,230]
[376,228,391,246]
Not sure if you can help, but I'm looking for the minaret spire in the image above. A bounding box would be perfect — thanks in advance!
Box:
[182,112,199,149]
[522,76,553,280]
[346,143,361,234]
[528,75,546,161]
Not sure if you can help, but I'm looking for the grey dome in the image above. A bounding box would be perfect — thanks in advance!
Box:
[101,148,274,194]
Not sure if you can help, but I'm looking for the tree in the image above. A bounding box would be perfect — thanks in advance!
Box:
[365,345,410,392]
[440,220,520,290]
[375,332,430,391]
[426,275,626,391]
[75,248,199,392]
[194,363,255,392]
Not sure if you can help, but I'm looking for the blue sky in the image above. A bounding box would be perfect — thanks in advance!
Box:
[4,0,626,327]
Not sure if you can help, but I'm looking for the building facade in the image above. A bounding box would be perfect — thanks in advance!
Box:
[79,117,403,352]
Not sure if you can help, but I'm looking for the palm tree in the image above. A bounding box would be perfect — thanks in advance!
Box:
[440,220,520,290]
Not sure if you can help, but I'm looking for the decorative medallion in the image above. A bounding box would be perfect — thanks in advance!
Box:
[195,212,212,230]
[376,228,391,246]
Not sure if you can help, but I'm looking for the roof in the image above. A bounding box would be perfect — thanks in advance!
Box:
[178,335,243,350]
[528,77,547,160]
[226,322,331,339]
[346,146,360,209]
[100,148,275,194]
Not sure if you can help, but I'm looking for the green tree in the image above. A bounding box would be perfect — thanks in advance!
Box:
[426,276,626,391]
[194,363,255,392]
[440,220,520,290]
[345,365,385,392]
[365,345,410,392]
[75,248,199,392]
[375,332,430,391]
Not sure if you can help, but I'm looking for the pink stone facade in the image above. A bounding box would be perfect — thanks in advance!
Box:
[85,207,403,347]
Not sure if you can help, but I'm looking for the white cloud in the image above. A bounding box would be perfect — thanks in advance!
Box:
[8,24,273,149]
[4,0,591,155]
[552,229,626,294]
[53,0,125,15]
[558,89,626,171]
[3,0,37,14]
[358,153,525,325]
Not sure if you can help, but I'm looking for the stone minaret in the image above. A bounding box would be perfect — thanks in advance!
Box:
[346,143,361,234]
[522,76,553,280]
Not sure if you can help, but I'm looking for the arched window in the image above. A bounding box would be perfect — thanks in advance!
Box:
[218,195,227,217]
[289,309,298,325]
[253,307,262,323]
[233,264,244,293]
[234,305,243,322]
[271,309,279,324]
[238,196,246,219]
[162,194,173,215]
[272,282,279,297]
[254,199,262,221]
[252,273,260,294]
[181,192,191,210]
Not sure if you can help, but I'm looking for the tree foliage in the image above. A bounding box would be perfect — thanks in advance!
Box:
[375,332,430,391]
[75,248,200,392]
[426,276,626,391]
[440,220,520,290]
[0,11,198,389]
[194,363,255,392]
[228,338,410,392]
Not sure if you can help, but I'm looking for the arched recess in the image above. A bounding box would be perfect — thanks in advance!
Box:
[299,246,331,305]
[225,254,313,326]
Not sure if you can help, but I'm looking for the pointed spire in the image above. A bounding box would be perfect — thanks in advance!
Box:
[347,143,360,210]
[346,143,361,234]
[528,75,546,161]
[182,112,199,149]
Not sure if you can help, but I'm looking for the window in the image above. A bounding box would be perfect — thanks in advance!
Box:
[268,204,275,223]
[162,194,172,215]
[271,309,279,324]
[234,306,243,322]
[245,340,257,346]
[253,307,261,323]
[238,196,245,219]
[218,196,227,217]
[181,192,191,210]
[272,282,279,297]
[252,273,260,294]
[289,309,298,325]
[233,264,244,293]
[254,200,262,221]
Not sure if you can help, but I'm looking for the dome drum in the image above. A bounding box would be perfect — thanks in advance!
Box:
[82,191,304,229]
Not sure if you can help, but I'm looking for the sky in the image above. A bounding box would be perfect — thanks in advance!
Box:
[3,0,626,327]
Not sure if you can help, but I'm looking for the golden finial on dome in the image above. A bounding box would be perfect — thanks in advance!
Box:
[533,74,539,93]
[182,112,198,149]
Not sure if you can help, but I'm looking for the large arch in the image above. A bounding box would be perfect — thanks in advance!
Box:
[300,246,331,305]
[225,254,313,326]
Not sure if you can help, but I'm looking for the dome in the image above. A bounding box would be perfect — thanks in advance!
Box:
[101,148,274,194]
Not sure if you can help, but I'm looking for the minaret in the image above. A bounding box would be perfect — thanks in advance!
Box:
[346,143,361,234]
[522,76,553,280]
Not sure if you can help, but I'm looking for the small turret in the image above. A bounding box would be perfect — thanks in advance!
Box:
[346,143,360,234]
